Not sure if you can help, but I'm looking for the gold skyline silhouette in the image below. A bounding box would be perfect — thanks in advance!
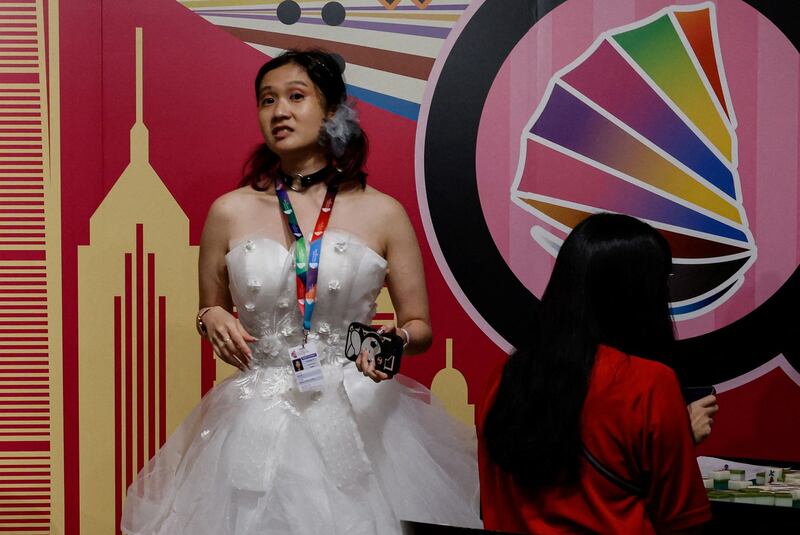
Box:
[77,27,200,535]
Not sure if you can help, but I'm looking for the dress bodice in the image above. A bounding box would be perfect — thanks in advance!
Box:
[226,229,388,367]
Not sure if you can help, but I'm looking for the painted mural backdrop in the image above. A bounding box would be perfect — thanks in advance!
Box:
[58,1,487,534]
[418,0,798,471]
[0,0,795,533]
[0,0,64,532]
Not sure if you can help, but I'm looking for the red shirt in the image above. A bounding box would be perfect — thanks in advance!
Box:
[478,345,711,534]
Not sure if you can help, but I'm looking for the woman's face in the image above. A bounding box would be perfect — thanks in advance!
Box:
[257,63,329,159]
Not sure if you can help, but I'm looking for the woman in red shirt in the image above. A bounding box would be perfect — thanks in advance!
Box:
[479,213,711,534]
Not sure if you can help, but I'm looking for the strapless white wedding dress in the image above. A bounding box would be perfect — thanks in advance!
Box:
[121,230,481,535]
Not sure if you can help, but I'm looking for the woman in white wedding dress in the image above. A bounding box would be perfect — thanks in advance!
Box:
[120,50,481,535]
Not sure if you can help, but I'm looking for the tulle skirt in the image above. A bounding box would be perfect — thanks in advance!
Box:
[120,363,482,534]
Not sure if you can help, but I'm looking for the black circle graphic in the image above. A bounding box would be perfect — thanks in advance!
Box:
[322,2,346,27]
[421,0,799,384]
[277,0,301,25]
[331,52,346,74]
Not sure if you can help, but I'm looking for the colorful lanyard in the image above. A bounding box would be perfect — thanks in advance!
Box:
[274,180,338,341]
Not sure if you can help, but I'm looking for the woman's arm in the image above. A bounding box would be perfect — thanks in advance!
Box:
[198,195,255,370]
[644,367,712,533]
[383,198,432,355]
[355,195,432,382]
[199,197,234,312]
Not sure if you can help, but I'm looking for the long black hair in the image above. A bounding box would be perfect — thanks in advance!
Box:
[241,49,368,190]
[483,213,675,492]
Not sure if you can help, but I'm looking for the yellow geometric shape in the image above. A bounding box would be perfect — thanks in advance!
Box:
[431,338,474,428]
[78,28,200,535]
[0,0,65,532]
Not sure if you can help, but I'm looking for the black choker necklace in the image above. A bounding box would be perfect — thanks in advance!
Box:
[277,166,333,192]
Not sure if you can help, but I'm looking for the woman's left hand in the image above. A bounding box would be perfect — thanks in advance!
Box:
[354,325,402,383]
[688,394,718,444]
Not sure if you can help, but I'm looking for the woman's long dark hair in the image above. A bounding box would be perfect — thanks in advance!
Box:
[241,49,368,190]
[483,213,675,492]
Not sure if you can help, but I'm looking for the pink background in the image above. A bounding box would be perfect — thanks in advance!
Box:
[475,0,799,340]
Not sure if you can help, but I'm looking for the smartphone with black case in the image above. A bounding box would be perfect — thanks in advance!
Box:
[344,322,404,376]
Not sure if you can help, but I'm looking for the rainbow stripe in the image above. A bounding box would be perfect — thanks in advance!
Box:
[513,3,755,320]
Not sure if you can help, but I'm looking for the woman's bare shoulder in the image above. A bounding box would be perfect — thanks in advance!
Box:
[208,186,268,221]
[355,185,408,219]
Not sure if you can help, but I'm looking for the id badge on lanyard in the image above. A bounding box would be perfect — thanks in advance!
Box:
[288,343,324,392]
[275,179,338,392]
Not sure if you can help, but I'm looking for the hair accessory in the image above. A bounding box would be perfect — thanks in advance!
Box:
[321,100,361,158]
[308,54,340,78]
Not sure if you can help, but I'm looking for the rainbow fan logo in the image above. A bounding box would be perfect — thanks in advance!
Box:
[418,0,798,356]
[512,3,753,319]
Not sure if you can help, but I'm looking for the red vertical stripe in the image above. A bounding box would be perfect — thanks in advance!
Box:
[147,253,155,459]
[201,339,215,395]
[124,252,132,489]
[113,296,122,535]
[135,224,144,472]
[158,296,166,447]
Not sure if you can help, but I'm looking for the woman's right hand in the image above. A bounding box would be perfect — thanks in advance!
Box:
[202,306,257,371]
[355,349,392,383]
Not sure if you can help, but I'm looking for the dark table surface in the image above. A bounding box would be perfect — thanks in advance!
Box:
[401,501,800,533]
